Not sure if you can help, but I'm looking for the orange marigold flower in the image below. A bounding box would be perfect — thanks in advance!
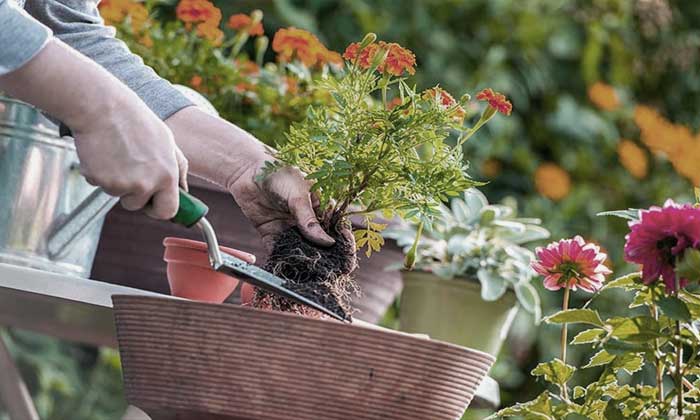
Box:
[196,22,224,46]
[234,59,260,76]
[272,27,341,68]
[320,49,343,67]
[272,27,319,66]
[98,0,129,26]
[99,0,149,31]
[534,163,571,201]
[378,42,416,76]
[476,88,512,116]
[127,2,149,32]
[284,76,299,95]
[139,34,154,48]
[424,87,466,121]
[227,13,264,36]
[482,158,502,178]
[176,0,221,27]
[234,82,256,93]
[343,42,360,61]
[387,97,403,110]
[588,82,620,111]
[190,75,203,89]
[345,41,415,75]
[633,104,700,186]
[617,139,649,179]
[343,42,382,69]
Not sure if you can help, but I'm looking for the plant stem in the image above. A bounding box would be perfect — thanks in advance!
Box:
[675,278,683,417]
[651,304,664,402]
[560,283,571,400]
[230,32,250,57]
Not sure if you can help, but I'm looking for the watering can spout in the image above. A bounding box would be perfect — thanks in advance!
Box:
[47,188,118,260]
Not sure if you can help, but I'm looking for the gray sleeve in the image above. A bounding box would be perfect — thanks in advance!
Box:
[0,0,52,76]
[24,0,193,120]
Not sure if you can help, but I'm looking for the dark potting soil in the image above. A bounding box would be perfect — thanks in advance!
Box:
[253,222,359,320]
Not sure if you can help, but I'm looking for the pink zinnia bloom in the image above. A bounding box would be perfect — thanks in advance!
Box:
[532,236,612,293]
[624,200,700,292]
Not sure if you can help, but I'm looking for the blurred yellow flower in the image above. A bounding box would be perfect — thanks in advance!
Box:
[482,158,502,178]
[196,22,224,46]
[588,82,620,111]
[617,139,649,179]
[189,75,203,90]
[534,163,571,201]
[634,105,700,186]
[139,34,153,48]
[98,0,149,32]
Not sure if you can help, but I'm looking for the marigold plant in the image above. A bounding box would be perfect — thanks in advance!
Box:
[266,34,510,255]
[100,2,339,144]
[255,34,511,317]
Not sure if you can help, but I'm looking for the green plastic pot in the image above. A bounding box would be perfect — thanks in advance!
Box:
[399,270,519,356]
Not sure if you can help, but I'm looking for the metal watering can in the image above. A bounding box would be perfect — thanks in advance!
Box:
[0,96,118,277]
[0,86,218,277]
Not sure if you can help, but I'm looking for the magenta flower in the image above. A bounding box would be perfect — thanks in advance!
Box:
[624,200,700,292]
[532,236,612,293]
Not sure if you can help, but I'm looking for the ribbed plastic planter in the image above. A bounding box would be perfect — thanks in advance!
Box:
[112,295,494,420]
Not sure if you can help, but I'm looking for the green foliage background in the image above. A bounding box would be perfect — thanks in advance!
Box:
[3,0,698,419]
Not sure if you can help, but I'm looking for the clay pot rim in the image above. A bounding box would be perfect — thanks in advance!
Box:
[164,237,216,253]
[112,294,496,362]
[163,237,246,260]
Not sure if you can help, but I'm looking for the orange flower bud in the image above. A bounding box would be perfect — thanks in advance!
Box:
[476,88,512,116]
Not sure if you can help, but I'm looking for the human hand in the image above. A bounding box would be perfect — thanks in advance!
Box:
[228,162,336,250]
[0,40,187,219]
[164,106,334,250]
[72,96,188,220]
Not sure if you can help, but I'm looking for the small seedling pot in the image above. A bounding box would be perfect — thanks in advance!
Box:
[399,270,518,357]
[163,237,254,304]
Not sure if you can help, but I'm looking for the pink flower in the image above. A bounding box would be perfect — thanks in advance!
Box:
[532,236,611,293]
[624,200,700,292]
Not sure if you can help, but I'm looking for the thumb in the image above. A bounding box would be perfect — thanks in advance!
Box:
[289,194,335,247]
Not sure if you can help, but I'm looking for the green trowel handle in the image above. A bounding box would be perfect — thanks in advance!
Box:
[171,189,209,228]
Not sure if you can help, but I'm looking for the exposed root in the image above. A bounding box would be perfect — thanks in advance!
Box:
[253,220,359,320]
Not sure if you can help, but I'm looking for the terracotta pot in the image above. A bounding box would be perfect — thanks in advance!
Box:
[113,295,494,420]
[399,271,518,357]
[92,179,403,323]
[163,237,255,304]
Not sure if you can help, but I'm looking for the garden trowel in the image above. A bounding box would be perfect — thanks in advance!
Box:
[173,189,348,322]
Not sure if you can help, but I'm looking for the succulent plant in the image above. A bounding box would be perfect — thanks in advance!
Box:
[385,189,550,319]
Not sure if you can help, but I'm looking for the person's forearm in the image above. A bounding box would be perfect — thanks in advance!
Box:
[165,106,272,189]
[0,39,137,132]
[26,0,193,120]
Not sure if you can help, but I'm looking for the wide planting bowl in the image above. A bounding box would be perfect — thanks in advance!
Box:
[112,295,495,420]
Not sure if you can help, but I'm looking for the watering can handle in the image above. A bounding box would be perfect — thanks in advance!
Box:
[47,188,209,259]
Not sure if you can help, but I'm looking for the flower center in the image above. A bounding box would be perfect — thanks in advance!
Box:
[656,235,679,264]
[554,261,582,284]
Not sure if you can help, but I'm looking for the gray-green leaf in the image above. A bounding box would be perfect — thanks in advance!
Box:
[477,269,508,301]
